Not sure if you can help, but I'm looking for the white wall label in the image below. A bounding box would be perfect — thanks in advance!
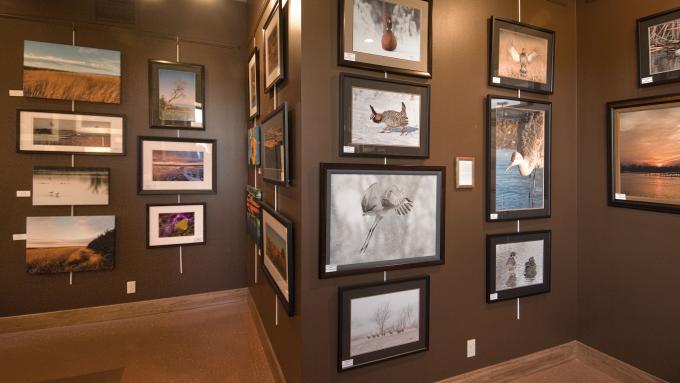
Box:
[344,52,356,62]
[466,339,476,358]
[16,190,31,198]
[13,234,27,241]
[492,77,501,84]
[341,359,354,369]
[615,193,627,200]
[325,264,337,273]
[641,76,653,84]
[8,89,23,97]
[490,214,498,220]
[343,146,355,154]
[489,293,498,301]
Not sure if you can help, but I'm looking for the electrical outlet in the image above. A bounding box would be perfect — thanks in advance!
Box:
[126,281,136,294]
[467,339,476,358]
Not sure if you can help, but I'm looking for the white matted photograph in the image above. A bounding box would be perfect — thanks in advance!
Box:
[261,203,295,316]
[147,203,205,248]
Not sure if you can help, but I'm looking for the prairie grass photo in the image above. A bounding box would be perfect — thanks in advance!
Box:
[26,216,115,274]
[23,40,120,103]
[32,117,111,147]
[350,288,420,357]
[265,224,288,280]
[158,212,195,237]
[495,240,544,292]
[648,18,680,75]
[498,28,548,84]
[158,68,197,122]
[152,150,204,181]
[33,167,109,206]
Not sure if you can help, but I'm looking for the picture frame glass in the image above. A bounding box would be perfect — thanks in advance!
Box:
[33,167,109,206]
[139,138,215,193]
[261,105,288,184]
[148,204,205,247]
[262,208,291,302]
[246,190,262,246]
[149,61,204,129]
[248,49,260,118]
[638,9,680,85]
[264,2,283,89]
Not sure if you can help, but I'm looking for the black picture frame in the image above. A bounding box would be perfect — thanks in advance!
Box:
[486,95,552,222]
[320,163,445,279]
[260,103,290,186]
[32,166,111,206]
[137,136,217,195]
[148,60,205,130]
[488,17,555,94]
[338,0,433,78]
[607,94,680,214]
[260,202,295,316]
[486,230,551,303]
[263,0,286,92]
[637,7,680,87]
[17,109,126,156]
[338,276,429,372]
[248,47,260,119]
[146,203,207,248]
[339,73,430,158]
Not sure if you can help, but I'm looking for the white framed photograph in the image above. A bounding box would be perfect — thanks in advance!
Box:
[147,203,206,248]
[33,166,109,206]
[263,0,285,91]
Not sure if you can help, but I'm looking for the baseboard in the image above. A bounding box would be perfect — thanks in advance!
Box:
[247,290,287,383]
[438,341,666,383]
[0,288,248,335]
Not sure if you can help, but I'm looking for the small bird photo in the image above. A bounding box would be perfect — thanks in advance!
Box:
[497,28,549,84]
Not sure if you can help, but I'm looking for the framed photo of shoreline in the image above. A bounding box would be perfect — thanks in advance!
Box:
[149,60,205,130]
[488,17,555,94]
[138,136,216,194]
[637,8,680,87]
[261,202,295,316]
[248,47,260,119]
[487,95,551,221]
[608,94,680,214]
[17,110,125,155]
[486,231,551,303]
[338,0,432,78]
[147,203,206,248]
[338,276,429,372]
[340,73,430,158]
[33,167,109,206]
[263,0,285,91]
[260,103,290,185]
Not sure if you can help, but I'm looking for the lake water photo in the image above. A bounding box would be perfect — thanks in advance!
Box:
[33,167,109,206]
[496,148,544,211]
[152,150,204,182]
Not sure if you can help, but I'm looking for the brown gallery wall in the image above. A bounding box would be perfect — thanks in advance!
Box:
[300,1,578,382]
[577,1,680,382]
[0,0,248,317]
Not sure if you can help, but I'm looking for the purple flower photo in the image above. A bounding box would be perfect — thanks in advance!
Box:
[158,212,195,237]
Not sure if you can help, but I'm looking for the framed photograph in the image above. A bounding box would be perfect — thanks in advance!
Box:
[338,276,429,372]
[248,126,261,166]
[486,231,551,303]
[263,0,285,91]
[138,136,216,194]
[17,110,125,155]
[26,215,116,274]
[338,0,432,78]
[488,17,555,94]
[246,188,262,247]
[638,8,680,86]
[455,157,474,189]
[608,94,680,213]
[487,96,551,221]
[320,163,445,278]
[340,73,430,158]
[261,103,290,185]
[33,166,109,206]
[248,47,260,119]
[147,203,205,248]
[261,202,295,316]
[149,60,205,130]
[23,40,121,104]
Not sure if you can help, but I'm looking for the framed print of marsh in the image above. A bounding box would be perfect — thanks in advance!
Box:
[638,7,680,86]
[149,60,205,130]
[138,136,216,194]
[338,276,429,372]
[320,163,445,278]
[17,110,125,155]
[263,0,285,91]
[488,17,555,94]
[147,203,206,248]
[338,0,432,78]
[340,73,430,158]
[260,103,290,185]
[261,202,295,316]
[486,231,551,303]
[23,40,121,104]
[608,94,680,214]
[248,47,260,119]
[487,96,551,221]
[33,167,109,206]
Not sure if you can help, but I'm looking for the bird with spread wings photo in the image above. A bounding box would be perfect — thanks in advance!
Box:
[498,28,548,84]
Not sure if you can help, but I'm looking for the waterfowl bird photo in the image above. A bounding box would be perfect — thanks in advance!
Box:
[508,44,538,78]
[359,182,414,255]
[505,112,545,207]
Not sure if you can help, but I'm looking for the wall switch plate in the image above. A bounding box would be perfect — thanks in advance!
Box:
[126,281,136,294]
[467,339,476,358]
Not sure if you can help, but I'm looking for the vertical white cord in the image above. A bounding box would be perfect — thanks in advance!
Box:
[275,297,279,326]
[254,168,258,188]
[384,157,387,165]
[274,85,277,107]
[517,298,521,320]
[383,271,387,282]
[179,246,184,274]
[254,247,258,283]
[69,25,76,287]
[176,36,180,62]
[274,185,278,211]
[518,0,522,22]
[175,36,183,275]
[384,72,387,79]
[517,220,520,233]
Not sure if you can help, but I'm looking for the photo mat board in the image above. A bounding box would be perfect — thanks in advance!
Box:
[17,110,125,155]
[23,40,121,104]
[147,203,206,247]
[339,0,432,78]
[263,0,285,91]
[249,47,260,119]
[26,215,116,274]
[149,60,205,130]
[33,166,110,206]
[488,17,555,94]
[260,103,290,185]
[338,276,429,372]
[637,7,680,86]
[486,231,551,302]
[248,126,261,166]
[487,96,552,221]
[608,94,680,214]
[320,163,445,278]
[261,202,295,316]
[340,73,430,158]
[138,136,216,194]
